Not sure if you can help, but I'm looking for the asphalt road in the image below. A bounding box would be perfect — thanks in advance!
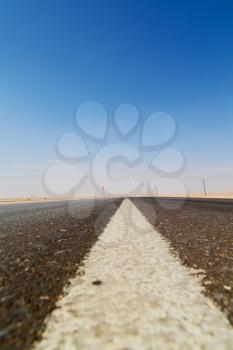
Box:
[133,197,233,325]
[34,199,233,350]
[0,199,104,225]
[142,196,233,209]
[1,197,233,349]
[0,198,122,350]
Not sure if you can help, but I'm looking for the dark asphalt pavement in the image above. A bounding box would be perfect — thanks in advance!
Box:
[0,199,104,225]
[1,197,233,349]
[0,198,122,350]
[133,197,233,327]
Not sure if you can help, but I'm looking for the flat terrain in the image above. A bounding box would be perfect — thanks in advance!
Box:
[0,197,233,349]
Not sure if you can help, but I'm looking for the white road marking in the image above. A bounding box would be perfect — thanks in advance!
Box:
[34,199,233,350]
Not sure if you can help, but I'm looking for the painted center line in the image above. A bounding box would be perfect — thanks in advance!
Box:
[34,199,233,350]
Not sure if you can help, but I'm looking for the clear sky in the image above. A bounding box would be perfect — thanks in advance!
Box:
[0,0,233,197]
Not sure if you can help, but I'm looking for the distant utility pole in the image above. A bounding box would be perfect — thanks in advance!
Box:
[102,185,105,198]
[202,179,207,197]
[154,186,158,197]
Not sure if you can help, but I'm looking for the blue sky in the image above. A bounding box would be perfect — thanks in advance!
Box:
[0,0,233,197]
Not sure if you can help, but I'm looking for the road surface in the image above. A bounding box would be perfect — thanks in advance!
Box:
[0,197,233,349]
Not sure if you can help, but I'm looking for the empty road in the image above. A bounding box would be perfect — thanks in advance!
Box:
[0,197,233,349]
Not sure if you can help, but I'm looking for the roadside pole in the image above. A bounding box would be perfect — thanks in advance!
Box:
[202,179,207,197]
[102,186,105,198]
[154,186,158,197]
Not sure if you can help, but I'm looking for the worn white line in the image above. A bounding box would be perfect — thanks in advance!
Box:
[34,198,233,350]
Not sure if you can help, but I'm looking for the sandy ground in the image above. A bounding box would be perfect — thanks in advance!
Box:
[0,197,99,205]
[135,193,233,200]
[185,193,233,199]
[0,198,55,205]
[1,193,233,205]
